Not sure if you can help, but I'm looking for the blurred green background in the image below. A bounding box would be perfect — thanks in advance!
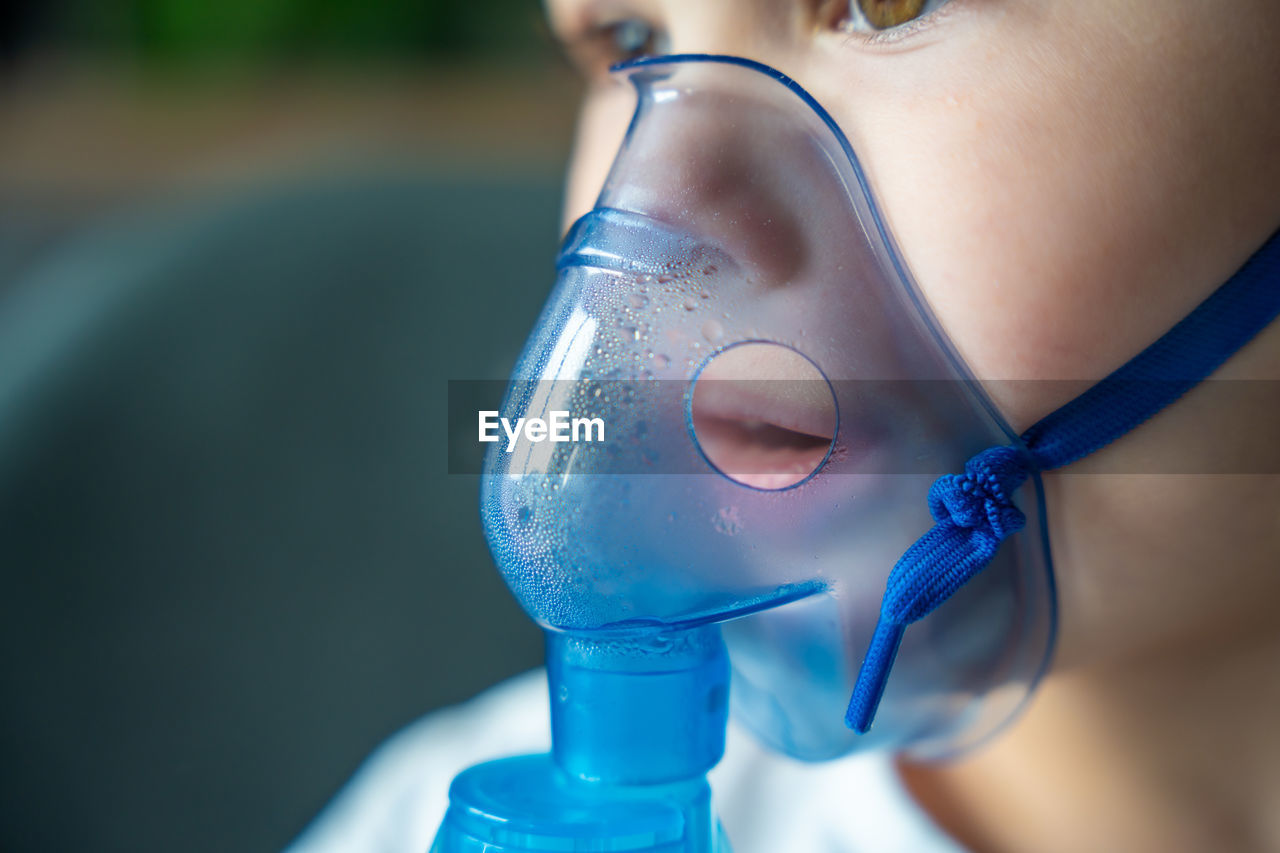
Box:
[1,2,580,851]
[8,0,545,63]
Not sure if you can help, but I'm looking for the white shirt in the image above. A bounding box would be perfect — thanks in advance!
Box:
[288,670,964,853]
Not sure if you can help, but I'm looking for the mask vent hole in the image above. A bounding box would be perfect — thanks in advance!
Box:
[689,341,837,490]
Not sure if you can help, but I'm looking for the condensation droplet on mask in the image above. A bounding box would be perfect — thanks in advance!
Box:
[712,505,744,536]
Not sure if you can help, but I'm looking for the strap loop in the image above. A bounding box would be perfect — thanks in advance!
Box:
[846,448,1029,733]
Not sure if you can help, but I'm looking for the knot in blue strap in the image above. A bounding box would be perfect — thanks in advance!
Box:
[846,446,1031,732]
[928,445,1029,538]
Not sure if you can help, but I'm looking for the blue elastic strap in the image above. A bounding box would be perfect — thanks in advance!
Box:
[847,229,1280,734]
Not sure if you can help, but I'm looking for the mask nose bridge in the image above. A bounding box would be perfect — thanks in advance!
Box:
[600,62,854,289]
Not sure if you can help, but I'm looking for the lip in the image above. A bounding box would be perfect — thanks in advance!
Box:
[691,414,833,490]
[691,377,837,442]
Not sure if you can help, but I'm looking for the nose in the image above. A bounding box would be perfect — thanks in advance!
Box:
[568,59,864,291]
[559,0,820,237]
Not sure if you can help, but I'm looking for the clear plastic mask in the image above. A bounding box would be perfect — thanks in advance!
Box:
[481,55,1056,760]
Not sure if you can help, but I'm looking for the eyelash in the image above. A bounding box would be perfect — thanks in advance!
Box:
[835,0,955,42]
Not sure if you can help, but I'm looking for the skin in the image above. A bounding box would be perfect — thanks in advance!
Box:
[545,1,1280,850]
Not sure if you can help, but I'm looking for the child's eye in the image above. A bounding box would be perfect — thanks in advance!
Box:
[841,0,951,33]
[561,16,670,81]
[604,18,668,64]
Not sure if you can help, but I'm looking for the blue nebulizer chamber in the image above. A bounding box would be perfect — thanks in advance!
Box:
[432,55,1056,852]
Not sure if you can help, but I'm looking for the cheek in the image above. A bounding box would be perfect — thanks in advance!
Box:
[1043,469,1280,669]
[562,84,634,234]
[809,1,1280,429]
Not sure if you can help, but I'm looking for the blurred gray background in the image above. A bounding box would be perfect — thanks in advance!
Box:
[1,2,578,851]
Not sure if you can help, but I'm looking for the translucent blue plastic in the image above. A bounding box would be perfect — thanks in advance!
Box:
[433,55,1056,852]
[431,755,725,852]
[433,628,732,852]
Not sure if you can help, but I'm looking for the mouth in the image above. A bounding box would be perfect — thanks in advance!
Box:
[691,413,834,489]
[689,343,837,490]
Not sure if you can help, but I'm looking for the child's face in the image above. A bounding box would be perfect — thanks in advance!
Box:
[545,1,1280,675]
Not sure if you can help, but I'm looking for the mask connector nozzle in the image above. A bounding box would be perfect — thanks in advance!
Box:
[431,626,732,852]
[549,626,729,785]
